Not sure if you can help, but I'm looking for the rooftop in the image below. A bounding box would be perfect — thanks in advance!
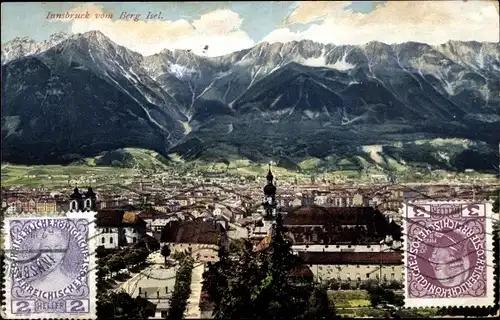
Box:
[137,211,172,219]
[283,205,400,244]
[284,206,384,226]
[96,210,124,227]
[123,211,146,226]
[161,219,224,245]
[96,210,146,227]
[289,264,314,279]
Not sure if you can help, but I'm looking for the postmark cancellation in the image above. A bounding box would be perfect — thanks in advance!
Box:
[403,201,496,308]
[2,212,97,319]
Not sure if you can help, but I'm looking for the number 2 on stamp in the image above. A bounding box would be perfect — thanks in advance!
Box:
[461,204,484,217]
[13,300,33,313]
[66,300,89,313]
[408,204,431,218]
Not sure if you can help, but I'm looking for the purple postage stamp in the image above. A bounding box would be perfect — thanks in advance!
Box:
[403,201,496,308]
[2,214,97,319]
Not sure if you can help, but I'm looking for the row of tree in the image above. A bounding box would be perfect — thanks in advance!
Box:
[96,243,153,318]
[166,256,195,320]
[98,290,150,319]
[97,245,150,279]
[364,281,404,308]
[326,279,403,291]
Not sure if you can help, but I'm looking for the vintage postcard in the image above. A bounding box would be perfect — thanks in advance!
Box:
[1,1,498,319]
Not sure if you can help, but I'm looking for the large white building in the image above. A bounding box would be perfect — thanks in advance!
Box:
[298,251,403,283]
[95,210,147,249]
[65,187,147,249]
[281,205,404,284]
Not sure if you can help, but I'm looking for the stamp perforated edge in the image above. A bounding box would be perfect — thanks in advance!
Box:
[1,211,98,319]
[402,200,497,309]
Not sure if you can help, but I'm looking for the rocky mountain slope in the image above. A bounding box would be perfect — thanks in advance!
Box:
[2,31,499,171]
[1,32,69,64]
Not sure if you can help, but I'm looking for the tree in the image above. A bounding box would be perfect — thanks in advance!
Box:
[166,256,194,319]
[493,190,499,213]
[123,250,139,269]
[209,239,263,319]
[95,245,108,258]
[359,279,379,292]
[98,290,149,319]
[228,238,245,255]
[107,255,125,277]
[135,247,150,264]
[97,264,110,283]
[327,278,341,291]
[386,280,403,290]
[302,284,336,319]
[172,250,188,261]
[367,283,404,308]
[161,244,171,265]
[254,212,312,319]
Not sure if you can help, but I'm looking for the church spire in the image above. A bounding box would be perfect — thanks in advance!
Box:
[69,185,83,211]
[263,163,277,220]
[266,163,274,184]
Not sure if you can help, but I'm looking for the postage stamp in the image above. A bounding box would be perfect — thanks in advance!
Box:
[2,213,97,319]
[403,200,496,308]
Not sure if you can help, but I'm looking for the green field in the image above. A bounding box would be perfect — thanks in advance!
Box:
[328,290,439,317]
[1,146,497,189]
[1,163,137,188]
[328,290,370,309]
[1,148,174,188]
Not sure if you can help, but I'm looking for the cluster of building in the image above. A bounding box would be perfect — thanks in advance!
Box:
[3,175,494,217]
[2,168,498,318]
[1,188,59,214]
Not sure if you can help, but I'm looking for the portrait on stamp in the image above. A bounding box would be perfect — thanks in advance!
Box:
[18,225,83,290]
[3,217,97,319]
[404,201,495,308]
[427,231,471,288]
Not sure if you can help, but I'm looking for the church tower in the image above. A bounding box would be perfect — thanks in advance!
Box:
[69,186,97,212]
[83,187,97,211]
[69,187,83,211]
[263,164,277,220]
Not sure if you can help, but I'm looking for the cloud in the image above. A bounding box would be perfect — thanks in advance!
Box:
[192,9,243,35]
[263,0,499,45]
[52,3,255,56]
[262,28,304,44]
[285,1,346,25]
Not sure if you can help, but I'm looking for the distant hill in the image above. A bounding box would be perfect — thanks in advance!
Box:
[76,148,171,170]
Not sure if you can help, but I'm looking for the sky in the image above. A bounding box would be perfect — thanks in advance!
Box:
[1,1,499,57]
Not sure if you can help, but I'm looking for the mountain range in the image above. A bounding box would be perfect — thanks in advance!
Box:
[2,30,499,172]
